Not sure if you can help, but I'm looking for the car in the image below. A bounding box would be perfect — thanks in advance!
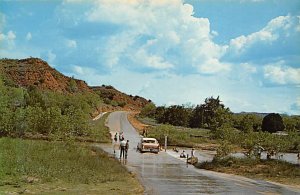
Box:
[137,137,160,153]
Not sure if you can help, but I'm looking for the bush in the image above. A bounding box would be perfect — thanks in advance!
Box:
[0,82,104,140]
[215,141,233,159]
[262,113,285,133]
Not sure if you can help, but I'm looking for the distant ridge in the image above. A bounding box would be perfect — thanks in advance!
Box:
[235,112,296,117]
[235,112,270,117]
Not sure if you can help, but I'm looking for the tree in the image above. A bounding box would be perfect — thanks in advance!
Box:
[155,106,167,124]
[202,96,232,130]
[240,114,255,133]
[140,103,156,118]
[13,108,27,136]
[68,78,78,93]
[262,113,285,133]
[163,105,191,127]
[189,105,204,128]
[283,116,300,132]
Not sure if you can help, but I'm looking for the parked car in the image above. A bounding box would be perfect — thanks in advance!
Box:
[137,137,160,153]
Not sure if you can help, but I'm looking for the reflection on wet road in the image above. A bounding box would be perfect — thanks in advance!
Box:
[97,111,300,195]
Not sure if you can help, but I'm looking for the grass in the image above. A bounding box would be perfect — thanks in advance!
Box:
[196,156,300,185]
[0,138,143,194]
[86,112,111,143]
[147,125,212,148]
[134,117,218,149]
[137,116,158,126]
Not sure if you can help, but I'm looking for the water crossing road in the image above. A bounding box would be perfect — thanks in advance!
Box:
[97,111,300,195]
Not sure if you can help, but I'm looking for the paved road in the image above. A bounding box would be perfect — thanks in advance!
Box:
[97,111,300,195]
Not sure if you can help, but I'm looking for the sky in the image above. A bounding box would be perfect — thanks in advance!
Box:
[0,0,300,115]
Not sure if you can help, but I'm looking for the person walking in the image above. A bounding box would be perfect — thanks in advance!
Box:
[120,139,127,159]
[125,140,129,159]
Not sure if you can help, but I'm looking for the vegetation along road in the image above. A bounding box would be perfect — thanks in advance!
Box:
[97,111,300,195]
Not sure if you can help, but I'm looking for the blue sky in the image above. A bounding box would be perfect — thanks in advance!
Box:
[0,0,299,115]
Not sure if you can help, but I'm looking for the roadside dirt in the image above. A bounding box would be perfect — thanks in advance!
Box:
[127,112,149,134]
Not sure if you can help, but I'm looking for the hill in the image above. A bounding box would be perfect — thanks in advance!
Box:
[91,85,151,111]
[0,58,90,93]
[0,57,150,112]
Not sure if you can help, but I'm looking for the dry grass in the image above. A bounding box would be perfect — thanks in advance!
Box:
[127,112,149,133]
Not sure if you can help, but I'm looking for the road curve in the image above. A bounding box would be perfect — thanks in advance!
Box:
[97,111,300,195]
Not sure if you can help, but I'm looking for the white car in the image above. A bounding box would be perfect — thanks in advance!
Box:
[137,137,160,153]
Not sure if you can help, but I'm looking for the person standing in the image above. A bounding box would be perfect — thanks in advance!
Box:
[119,132,124,141]
[114,132,118,142]
[113,132,118,154]
[120,139,127,159]
[125,140,129,159]
[191,148,195,157]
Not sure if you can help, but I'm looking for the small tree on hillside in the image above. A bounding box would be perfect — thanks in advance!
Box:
[262,113,285,133]
[68,78,78,93]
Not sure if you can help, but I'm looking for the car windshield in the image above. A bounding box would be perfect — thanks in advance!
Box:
[143,140,156,144]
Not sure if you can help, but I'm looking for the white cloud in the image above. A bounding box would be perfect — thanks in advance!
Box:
[81,0,228,74]
[264,61,300,85]
[7,30,16,40]
[296,16,300,32]
[201,0,264,2]
[0,33,5,41]
[71,65,101,80]
[73,65,84,75]
[0,30,16,49]
[133,49,174,70]
[211,30,218,37]
[47,50,56,64]
[228,15,294,54]
[65,39,77,48]
[241,63,257,73]
[26,32,32,41]
[66,65,299,114]
[197,58,231,74]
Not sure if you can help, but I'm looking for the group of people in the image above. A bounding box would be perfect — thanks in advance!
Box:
[172,147,195,158]
[114,132,124,142]
[114,132,129,159]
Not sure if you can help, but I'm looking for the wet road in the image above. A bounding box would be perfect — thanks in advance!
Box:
[97,111,300,195]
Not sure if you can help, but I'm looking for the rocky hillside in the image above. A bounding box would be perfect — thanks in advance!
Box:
[0,58,90,93]
[91,85,151,111]
[0,57,150,111]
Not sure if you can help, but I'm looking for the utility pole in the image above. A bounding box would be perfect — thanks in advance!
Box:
[164,135,167,152]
